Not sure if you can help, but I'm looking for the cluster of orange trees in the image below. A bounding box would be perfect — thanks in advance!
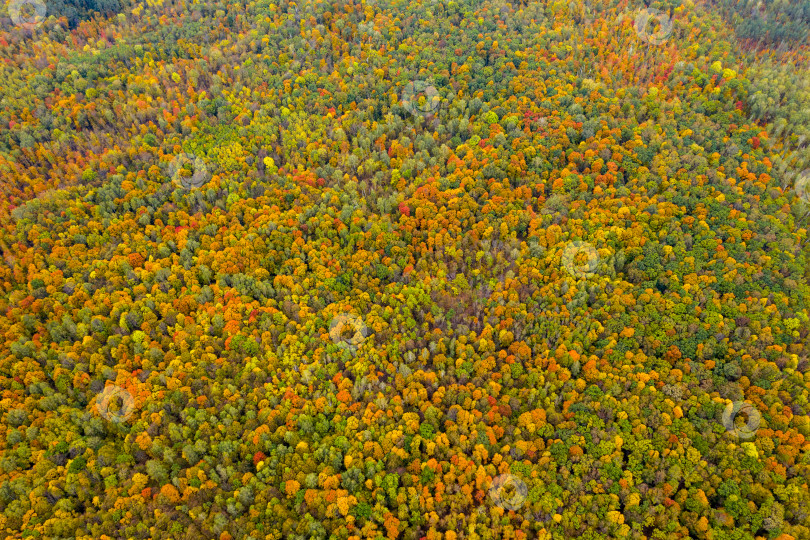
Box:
[1,0,809,538]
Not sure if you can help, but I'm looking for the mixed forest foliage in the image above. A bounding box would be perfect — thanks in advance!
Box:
[0,0,809,538]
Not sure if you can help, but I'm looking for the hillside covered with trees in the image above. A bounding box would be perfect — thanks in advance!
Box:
[0,0,809,538]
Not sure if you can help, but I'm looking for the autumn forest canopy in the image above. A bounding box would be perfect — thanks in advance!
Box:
[0,0,809,538]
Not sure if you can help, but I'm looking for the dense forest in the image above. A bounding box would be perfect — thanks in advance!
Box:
[1,0,809,538]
